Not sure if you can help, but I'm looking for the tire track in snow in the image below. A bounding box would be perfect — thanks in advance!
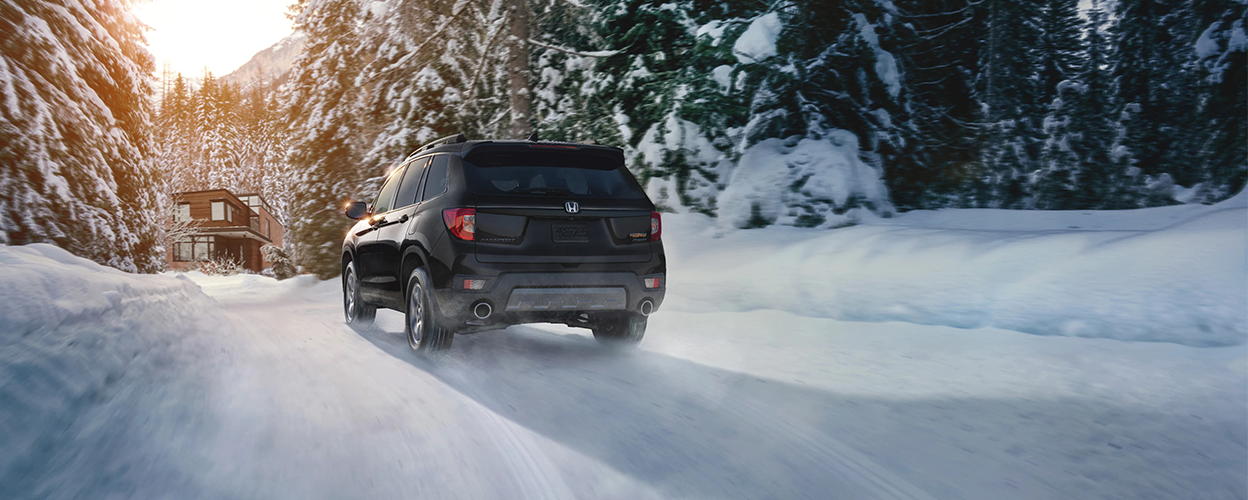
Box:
[725,396,937,500]
[429,325,937,500]
[201,278,935,499]
[317,316,579,500]
[464,399,576,500]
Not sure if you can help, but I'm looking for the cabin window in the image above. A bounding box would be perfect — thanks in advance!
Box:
[173,240,190,261]
[174,203,190,222]
[211,201,225,221]
[174,236,215,262]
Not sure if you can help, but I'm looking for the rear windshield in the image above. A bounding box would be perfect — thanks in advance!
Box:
[462,150,646,199]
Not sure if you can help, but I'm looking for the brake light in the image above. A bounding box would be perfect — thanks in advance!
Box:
[644,277,661,288]
[443,208,476,241]
[650,211,661,242]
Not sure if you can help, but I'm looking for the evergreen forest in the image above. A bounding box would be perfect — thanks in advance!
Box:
[1,0,1244,277]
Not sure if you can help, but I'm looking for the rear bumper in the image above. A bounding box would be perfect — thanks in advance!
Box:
[434,271,665,324]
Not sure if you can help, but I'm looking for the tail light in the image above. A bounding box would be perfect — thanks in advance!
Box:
[650,211,661,242]
[443,208,476,241]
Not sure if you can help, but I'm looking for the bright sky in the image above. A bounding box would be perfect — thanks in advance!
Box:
[136,0,296,78]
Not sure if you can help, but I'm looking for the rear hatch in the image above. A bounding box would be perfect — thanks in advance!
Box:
[463,144,654,264]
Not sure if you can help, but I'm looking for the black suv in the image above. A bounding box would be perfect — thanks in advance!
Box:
[341,134,666,352]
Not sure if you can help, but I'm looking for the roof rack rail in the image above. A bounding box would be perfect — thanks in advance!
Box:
[413,133,468,155]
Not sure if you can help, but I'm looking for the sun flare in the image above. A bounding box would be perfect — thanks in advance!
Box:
[135,0,295,78]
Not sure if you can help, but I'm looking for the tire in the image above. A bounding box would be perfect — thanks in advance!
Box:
[406,267,453,352]
[592,313,646,347]
[343,262,376,326]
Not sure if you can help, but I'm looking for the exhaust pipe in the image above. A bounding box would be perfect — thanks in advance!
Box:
[473,301,492,320]
[639,299,654,316]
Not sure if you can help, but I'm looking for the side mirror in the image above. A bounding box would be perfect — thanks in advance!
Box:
[345,201,369,220]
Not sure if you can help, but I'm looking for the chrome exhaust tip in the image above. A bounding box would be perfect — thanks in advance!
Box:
[473,301,492,320]
[639,299,654,316]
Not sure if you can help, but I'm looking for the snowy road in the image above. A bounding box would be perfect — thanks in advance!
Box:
[2,196,1245,499]
[111,279,941,500]
[5,273,1241,500]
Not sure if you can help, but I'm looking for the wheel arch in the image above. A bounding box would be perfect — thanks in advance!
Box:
[400,244,430,300]
[341,236,359,270]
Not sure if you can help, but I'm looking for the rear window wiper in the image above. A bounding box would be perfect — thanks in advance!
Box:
[508,187,572,196]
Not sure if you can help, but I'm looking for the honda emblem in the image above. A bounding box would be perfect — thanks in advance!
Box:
[564,201,579,214]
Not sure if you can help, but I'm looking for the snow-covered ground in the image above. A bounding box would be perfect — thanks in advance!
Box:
[1,195,1245,499]
[679,189,1247,346]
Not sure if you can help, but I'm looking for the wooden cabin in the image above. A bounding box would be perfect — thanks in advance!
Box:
[166,189,285,273]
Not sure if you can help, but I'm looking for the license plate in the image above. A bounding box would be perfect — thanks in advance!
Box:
[552,223,589,243]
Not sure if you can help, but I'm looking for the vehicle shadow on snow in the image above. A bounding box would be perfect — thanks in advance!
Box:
[352,322,1247,500]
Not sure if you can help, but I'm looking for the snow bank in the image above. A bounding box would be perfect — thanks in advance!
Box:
[665,191,1248,346]
[718,132,894,229]
[170,271,321,304]
[0,244,218,484]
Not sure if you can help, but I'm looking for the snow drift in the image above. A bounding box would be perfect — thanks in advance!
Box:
[665,191,1248,346]
[0,244,217,488]
[717,132,895,229]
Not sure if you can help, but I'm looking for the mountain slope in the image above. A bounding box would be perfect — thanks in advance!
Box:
[222,32,307,84]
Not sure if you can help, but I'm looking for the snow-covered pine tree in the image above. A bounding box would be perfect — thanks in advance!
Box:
[355,0,470,171]
[529,0,629,147]
[1112,0,1202,206]
[259,86,295,226]
[890,0,985,210]
[1189,1,1246,200]
[0,0,162,272]
[1065,0,1121,209]
[457,0,535,138]
[158,74,197,195]
[156,75,185,197]
[196,72,245,192]
[1035,80,1079,209]
[283,0,368,278]
[235,78,270,193]
[977,0,1043,208]
[580,0,744,215]
[1034,0,1099,209]
[153,72,193,263]
[355,0,568,166]
[1036,0,1083,112]
[712,1,901,227]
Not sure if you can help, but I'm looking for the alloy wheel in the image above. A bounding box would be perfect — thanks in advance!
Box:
[408,283,424,348]
[344,267,358,322]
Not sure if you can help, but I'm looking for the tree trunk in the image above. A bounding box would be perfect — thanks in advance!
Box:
[508,0,531,138]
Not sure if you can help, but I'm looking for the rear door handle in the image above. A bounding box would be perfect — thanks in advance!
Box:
[370,214,409,231]
[382,214,408,227]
